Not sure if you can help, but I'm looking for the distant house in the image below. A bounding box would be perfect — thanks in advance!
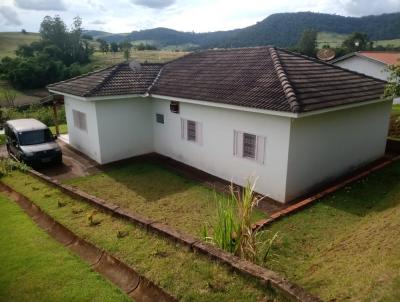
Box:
[48,47,392,203]
[332,51,400,104]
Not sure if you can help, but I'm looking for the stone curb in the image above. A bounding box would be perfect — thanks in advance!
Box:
[0,182,176,302]
[26,169,321,302]
[252,154,400,230]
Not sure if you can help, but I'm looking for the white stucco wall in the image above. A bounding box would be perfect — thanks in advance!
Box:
[95,97,153,164]
[64,96,102,162]
[151,98,291,201]
[334,56,389,81]
[284,100,392,201]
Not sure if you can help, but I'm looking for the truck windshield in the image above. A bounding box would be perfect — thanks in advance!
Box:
[18,129,54,146]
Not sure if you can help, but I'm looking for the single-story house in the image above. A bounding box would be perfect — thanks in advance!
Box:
[332,51,400,104]
[48,47,392,203]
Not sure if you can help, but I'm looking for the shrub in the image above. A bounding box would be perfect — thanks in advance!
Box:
[1,104,66,127]
[203,180,278,264]
[0,159,29,177]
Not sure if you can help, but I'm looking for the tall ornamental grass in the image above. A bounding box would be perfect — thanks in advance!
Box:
[203,179,278,264]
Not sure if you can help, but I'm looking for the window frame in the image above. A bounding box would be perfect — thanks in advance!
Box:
[233,130,266,164]
[187,120,197,142]
[72,109,87,132]
[156,113,164,124]
[242,133,257,159]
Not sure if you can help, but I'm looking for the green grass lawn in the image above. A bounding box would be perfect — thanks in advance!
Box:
[0,32,40,58]
[0,193,131,302]
[263,159,400,301]
[49,123,68,135]
[2,171,280,302]
[390,105,400,139]
[64,163,265,237]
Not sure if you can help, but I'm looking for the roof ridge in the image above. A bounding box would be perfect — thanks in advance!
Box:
[83,64,122,97]
[268,47,301,113]
[147,66,164,95]
[47,64,118,89]
[279,48,387,84]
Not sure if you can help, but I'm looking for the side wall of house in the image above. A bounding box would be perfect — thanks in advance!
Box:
[334,56,389,81]
[64,96,102,162]
[151,98,292,202]
[285,100,392,201]
[95,97,153,164]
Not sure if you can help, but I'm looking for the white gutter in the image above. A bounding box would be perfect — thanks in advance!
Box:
[151,94,390,119]
[50,90,390,119]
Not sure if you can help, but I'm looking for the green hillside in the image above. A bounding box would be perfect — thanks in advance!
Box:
[0,32,40,58]
[317,32,400,49]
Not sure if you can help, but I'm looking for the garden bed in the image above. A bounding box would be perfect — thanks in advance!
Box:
[64,162,266,237]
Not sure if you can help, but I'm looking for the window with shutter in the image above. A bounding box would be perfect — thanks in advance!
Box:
[234,130,266,164]
[243,133,256,159]
[72,110,87,131]
[187,120,196,141]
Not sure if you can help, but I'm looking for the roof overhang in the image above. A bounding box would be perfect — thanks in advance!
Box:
[48,90,145,101]
[50,90,391,119]
[151,94,392,119]
[332,52,388,66]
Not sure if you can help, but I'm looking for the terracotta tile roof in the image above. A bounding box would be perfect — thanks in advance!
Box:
[47,63,163,97]
[359,51,400,65]
[151,47,386,113]
[48,47,386,113]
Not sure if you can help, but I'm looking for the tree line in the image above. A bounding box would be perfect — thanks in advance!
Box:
[0,16,93,89]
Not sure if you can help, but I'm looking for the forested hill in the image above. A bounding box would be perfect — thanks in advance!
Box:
[91,12,400,48]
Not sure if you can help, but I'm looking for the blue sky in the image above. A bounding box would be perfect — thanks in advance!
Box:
[0,0,399,33]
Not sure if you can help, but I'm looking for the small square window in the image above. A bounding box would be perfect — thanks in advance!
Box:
[170,101,180,113]
[156,113,164,124]
[72,109,87,131]
[243,133,256,159]
[187,120,196,141]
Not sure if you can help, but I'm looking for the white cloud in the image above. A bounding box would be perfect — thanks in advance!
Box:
[0,6,22,26]
[14,0,67,11]
[339,0,400,16]
[90,19,107,25]
[131,0,175,9]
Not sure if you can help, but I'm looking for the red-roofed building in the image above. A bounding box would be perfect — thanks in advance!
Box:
[332,51,400,81]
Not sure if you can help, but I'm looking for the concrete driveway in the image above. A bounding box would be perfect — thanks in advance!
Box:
[36,140,99,181]
[1,139,99,181]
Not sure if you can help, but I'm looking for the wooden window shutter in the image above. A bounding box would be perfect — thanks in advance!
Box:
[181,118,187,140]
[256,136,266,164]
[233,130,244,157]
[196,122,203,145]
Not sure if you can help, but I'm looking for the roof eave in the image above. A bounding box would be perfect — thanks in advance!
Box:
[48,89,146,101]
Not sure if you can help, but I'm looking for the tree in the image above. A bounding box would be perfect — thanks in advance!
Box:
[342,32,371,52]
[97,39,109,53]
[21,29,27,34]
[296,29,317,57]
[385,65,400,98]
[110,42,119,53]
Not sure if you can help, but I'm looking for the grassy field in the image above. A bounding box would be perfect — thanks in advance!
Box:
[49,123,68,135]
[89,50,188,70]
[0,32,40,58]
[2,171,281,302]
[0,193,131,302]
[64,163,265,237]
[263,159,400,301]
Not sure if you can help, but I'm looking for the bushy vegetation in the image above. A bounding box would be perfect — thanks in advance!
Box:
[0,158,28,176]
[203,181,277,264]
[0,16,93,89]
[0,104,66,127]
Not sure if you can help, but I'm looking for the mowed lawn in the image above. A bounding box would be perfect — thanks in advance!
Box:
[0,194,130,302]
[2,171,280,302]
[265,159,400,301]
[65,163,265,236]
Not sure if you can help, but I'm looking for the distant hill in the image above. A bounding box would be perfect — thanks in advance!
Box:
[96,12,400,49]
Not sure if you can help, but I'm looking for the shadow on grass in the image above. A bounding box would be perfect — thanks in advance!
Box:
[97,162,197,202]
[321,160,400,217]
